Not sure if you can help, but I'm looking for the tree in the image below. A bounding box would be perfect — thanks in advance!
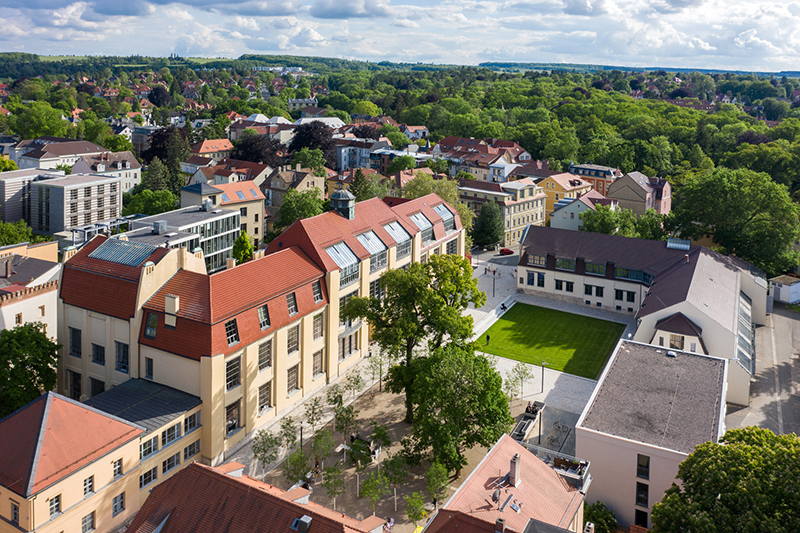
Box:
[635,209,669,241]
[360,471,389,515]
[426,462,450,510]
[386,155,416,175]
[472,201,505,247]
[405,492,426,528]
[405,346,512,476]
[651,428,800,533]
[426,158,449,175]
[289,121,336,168]
[353,124,380,140]
[149,85,170,108]
[334,404,358,445]
[231,134,284,167]
[345,369,364,402]
[304,397,325,434]
[290,147,326,177]
[322,464,346,511]
[401,171,475,245]
[386,131,411,150]
[232,232,254,264]
[280,415,299,452]
[269,187,325,237]
[580,205,636,237]
[0,323,59,418]
[283,448,310,488]
[312,429,335,469]
[671,168,800,275]
[353,100,381,116]
[0,159,19,172]
[143,157,169,192]
[584,502,618,533]
[0,220,41,246]
[55,164,72,175]
[121,189,176,217]
[509,362,535,401]
[252,430,282,472]
[349,169,376,202]
[343,254,486,423]
[11,101,70,139]
[103,134,134,153]
[383,453,408,511]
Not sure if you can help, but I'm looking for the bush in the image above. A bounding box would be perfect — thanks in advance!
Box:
[584,501,617,533]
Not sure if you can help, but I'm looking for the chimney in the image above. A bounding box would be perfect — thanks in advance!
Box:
[227,257,237,270]
[509,453,521,487]
[684,254,689,264]
[4,260,11,278]
[495,518,505,533]
[297,516,313,533]
[164,294,180,327]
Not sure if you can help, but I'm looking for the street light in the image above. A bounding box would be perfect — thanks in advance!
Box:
[540,361,549,394]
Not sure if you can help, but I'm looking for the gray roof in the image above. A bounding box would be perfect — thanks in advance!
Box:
[85,379,201,435]
[0,255,59,288]
[131,205,238,231]
[120,227,197,247]
[523,518,572,533]
[580,341,725,454]
[181,182,223,195]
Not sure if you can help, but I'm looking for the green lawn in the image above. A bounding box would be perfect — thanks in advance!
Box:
[481,303,625,379]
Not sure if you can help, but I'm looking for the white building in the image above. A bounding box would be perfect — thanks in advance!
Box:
[71,151,142,193]
[769,275,800,304]
[14,139,107,169]
[30,173,123,235]
[550,190,618,232]
[576,340,727,530]
[0,241,61,337]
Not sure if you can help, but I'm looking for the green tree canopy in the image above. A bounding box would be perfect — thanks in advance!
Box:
[103,134,134,153]
[580,204,637,237]
[472,201,505,247]
[0,159,19,172]
[122,189,176,217]
[142,156,170,191]
[290,147,326,177]
[232,231,254,264]
[651,427,800,533]
[269,187,325,239]
[0,220,46,246]
[0,323,60,418]
[386,155,417,175]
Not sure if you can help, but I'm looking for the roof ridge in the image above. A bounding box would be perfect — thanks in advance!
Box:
[25,392,52,497]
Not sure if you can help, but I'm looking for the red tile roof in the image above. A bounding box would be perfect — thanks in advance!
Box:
[444,435,584,532]
[213,181,265,205]
[191,139,233,154]
[0,392,142,498]
[127,462,384,533]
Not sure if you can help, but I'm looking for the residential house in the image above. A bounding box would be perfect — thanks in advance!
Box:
[287,97,318,111]
[516,227,767,404]
[299,105,327,118]
[606,172,672,216]
[0,241,60,335]
[188,159,272,188]
[508,160,555,181]
[228,121,296,144]
[400,125,429,140]
[458,178,546,246]
[0,392,143,533]
[538,173,591,222]
[180,155,215,175]
[769,275,800,304]
[576,340,727,530]
[326,167,384,196]
[190,139,233,163]
[71,151,142,193]
[13,138,106,169]
[29,174,123,235]
[370,148,432,175]
[180,181,266,246]
[262,165,326,210]
[126,462,385,533]
[550,190,617,232]
[430,434,587,533]
[130,125,160,155]
[334,137,391,172]
[567,163,622,196]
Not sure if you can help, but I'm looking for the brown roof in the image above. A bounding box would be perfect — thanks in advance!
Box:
[21,140,106,160]
[0,392,142,498]
[77,151,141,171]
[655,312,703,337]
[185,155,214,166]
[127,462,383,533]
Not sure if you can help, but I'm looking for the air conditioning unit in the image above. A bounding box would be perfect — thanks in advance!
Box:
[583,522,595,533]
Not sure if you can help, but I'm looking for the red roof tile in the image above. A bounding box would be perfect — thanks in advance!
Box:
[213,181,265,205]
[191,139,233,154]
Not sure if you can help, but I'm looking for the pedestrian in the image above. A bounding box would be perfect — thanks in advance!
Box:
[493,268,497,276]
[498,270,501,278]
[485,266,488,275]
[486,334,490,345]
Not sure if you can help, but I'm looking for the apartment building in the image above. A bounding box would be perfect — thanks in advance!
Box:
[288,97,318,111]
[0,392,143,533]
[550,189,617,232]
[188,158,272,188]
[576,341,727,530]
[29,174,123,234]
[538,173,591,222]
[12,138,106,169]
[180,181,265,246]
[0,168,65,223]
[606,172,672,216]
[71,151,142,193]
[261,165,325,210]
[567,163,622,196]
[333,138,391,171]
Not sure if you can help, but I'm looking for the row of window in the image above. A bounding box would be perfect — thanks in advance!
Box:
[47,459,123,527]
[139,440,200,489]
[525,274,638,304]
[530,256,654,285]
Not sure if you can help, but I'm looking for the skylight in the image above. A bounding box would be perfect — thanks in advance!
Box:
[221,193,230,202]
[236,191,246,200]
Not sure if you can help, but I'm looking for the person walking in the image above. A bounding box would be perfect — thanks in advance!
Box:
[486,334,490,345]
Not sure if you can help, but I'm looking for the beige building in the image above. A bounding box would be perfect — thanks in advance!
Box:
[539,173,591,222]
[13,139,106,170]
[71,151,142,193]
[0,392,143,533]
[190,139,233,163]
[261,164,326,210]
[188,158,272,188]
[0,243,60,335]
[576,341,727,530]
[30,173,123,234]
[606,172,672,216]
[180,181,266,246]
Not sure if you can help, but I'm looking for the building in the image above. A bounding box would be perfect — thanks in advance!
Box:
[370,148,432,174]
[576,340,727,530]
[770,275,800,304]
[567,163,622,196]
[190,139,233,163]
[458,178,546,247]
[188,158,272,188]
[71,151,142,193]
[401,124,430,140]
[0,241,60,334]
[30,173,123,234]
[288,97,318,111]
[606,172,672,216]
[300,105,327,118]
[179,155,214,175]
[180,181,266,246]
[432,434,587,533]
[127,204,240,273]
[516,227,767,405]
[12,138,106,169]
[333,137,391,172]
[293,117,346,129]
[0,392,143,533]
[0,168,65,224]
[126,461,385,533]
[550,190,617,232]
[262,165,326,210]
[538,174,591,221]
[326,167,384,196]
[130,125,161,155]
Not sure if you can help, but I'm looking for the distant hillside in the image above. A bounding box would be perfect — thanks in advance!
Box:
[478,61,800,77]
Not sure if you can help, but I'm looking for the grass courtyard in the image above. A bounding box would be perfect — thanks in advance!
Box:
[481,303,625,379]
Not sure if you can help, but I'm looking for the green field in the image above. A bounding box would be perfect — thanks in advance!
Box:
[481,303,625,379]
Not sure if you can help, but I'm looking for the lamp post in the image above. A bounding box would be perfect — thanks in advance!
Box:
[540,361,549,394]
[492,274,496,298]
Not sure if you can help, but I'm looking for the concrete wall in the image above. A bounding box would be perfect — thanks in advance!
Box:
[550,201,592,232]
[0,284,58,338]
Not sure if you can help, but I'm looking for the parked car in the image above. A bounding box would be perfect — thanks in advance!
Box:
[499,248,514,255]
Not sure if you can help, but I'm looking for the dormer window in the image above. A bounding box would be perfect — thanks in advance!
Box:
[225,319,239,345]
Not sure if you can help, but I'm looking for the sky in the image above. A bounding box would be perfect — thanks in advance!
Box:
[0,0,798,72]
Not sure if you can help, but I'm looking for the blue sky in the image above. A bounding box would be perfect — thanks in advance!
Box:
[0,0,797,72]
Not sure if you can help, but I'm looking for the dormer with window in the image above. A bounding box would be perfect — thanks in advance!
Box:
[357,231,388,273]
[326,242,360,288]
[384,221,412,260]
[433,203,456,233]
[410,212,434,246]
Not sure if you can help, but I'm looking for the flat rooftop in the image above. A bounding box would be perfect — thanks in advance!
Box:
[121,226,197,247]
[35,173,121,187]
[85,379,201,435]
[0,168,65,181]
[131,205,238,230]
[579,341,725,454]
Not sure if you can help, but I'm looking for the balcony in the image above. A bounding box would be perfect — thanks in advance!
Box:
[521,441,591,492]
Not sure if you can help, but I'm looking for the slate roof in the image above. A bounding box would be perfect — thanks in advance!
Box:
[181,182,223,195]
[579,341,725,454]
[0,255,58,287]
[0,392,143,498]
[85,379,201,436]
[126,462,384,533]
[21,140,105,160]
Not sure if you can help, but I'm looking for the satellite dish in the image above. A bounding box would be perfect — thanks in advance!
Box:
[492,489,501,503]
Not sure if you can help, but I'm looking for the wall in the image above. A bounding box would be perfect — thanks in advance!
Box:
[137,405,203,494]
[606,179,646,217]
[0,285,58,337]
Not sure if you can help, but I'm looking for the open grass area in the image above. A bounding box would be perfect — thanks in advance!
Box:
[481,303,625,379]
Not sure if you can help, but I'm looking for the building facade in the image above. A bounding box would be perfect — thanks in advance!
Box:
[567,163,622,196]
[71,151,142,193]
[606,172,672,216]
[539,173,591,222]
[30,174,123,235]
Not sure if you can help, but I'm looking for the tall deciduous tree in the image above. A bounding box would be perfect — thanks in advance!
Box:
[283,448,310,488]
[322,464,346,511]
[652,428,800,533]
[0,323,59,418]
[343,254,486,423]
[290,147,326,177]
[0,220,46,246]
[580,204,637,237]
[0,159,19,172]
[289,121,336,168]
[121,189,176,217]
[232,232,254,264]
[386,155,417,175]
[231,134,284,167]
[269,187,325,239]
[426,462,450,509]
[671,168,800,275]
[472,201,505,247]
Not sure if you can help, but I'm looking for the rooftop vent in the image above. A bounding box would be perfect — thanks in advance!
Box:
[152,220,167,235]
[667,351,677,358]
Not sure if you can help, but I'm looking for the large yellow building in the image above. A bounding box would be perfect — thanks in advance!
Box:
[539,173,591,222]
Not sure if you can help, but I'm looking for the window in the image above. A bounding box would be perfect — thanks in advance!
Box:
[595,286,604,298]
[115,342,129,373]
[286,292,298,315]
[528,254,546,267]
[313,313,324,339]
[81,511,95,533]
[565,281,574,293]
[259,382,272,414]
[634,510,648,529]
[421,226,434,244]
[339,333,358,360]
[162,453,180,474]
[340,263,359,288]
[312,281,323,303]
[162,422,181,447]
[258,340,272,371]
[637,454,650,479]
[90,378,105,398]
[69,327,82,356]
[555,258,574,271]
[527,272,536,286]
[627,291,636,303]
[240,207,247,217]
[91,344,105,365]
[555,279,563,291]
[112,493,125,516]
[15,313,21,325]
[396,240,411,259]
[369,278,384,300]
[446,239,458,255]
[669,334,685,350]
[690,342,697,352]
[145,357,153,379]
[636,482,649,507]
[184,440,200,460]
[144,312,158,338]
[139,467,157,489]
[68,370,81,400]
[49,494,61,517]
[226,357,241,390]
[584,284,592,296]
[370,250,388,272]
[258,304,270,329]
[287,364,300,394]
[84,475,94,497]
[585,263,605,276]
[11,502,18,524]
[225,319,239,345]
[226,401,241,435]
[537,273,545,287]
[313,350,324,376]
[615,289,624,301]
[113,459,123,478]
[140,436,158,459]
[287,325,300,353]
